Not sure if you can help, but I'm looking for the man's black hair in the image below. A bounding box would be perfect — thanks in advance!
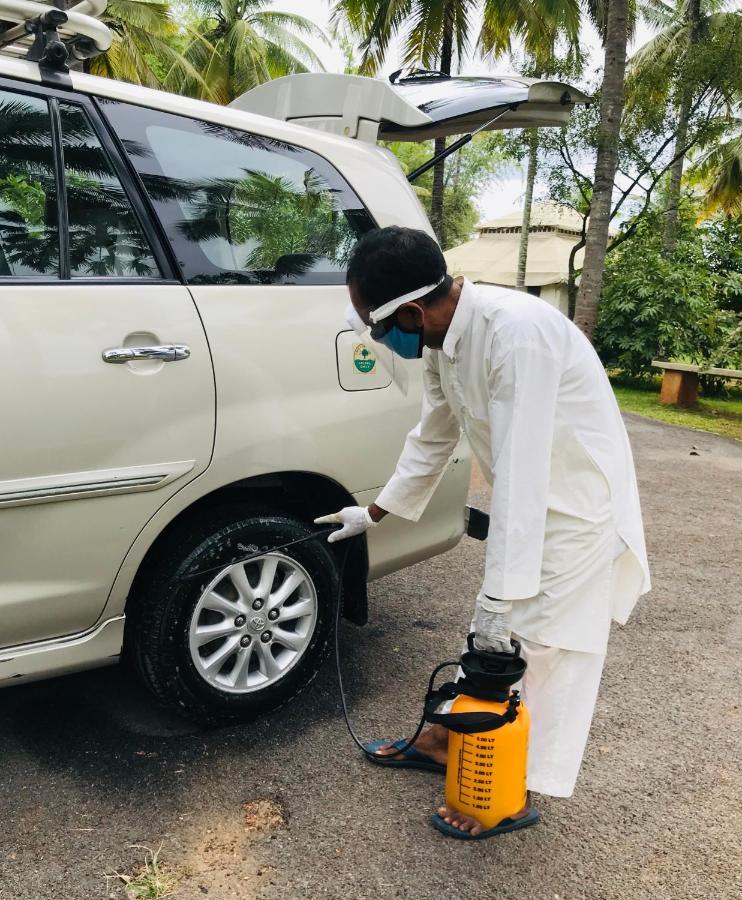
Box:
[347,226,452,309]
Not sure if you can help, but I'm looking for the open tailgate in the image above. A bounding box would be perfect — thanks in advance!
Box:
[231,70,590,144]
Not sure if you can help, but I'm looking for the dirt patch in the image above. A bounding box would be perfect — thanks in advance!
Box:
[115,798,287,900]
[103,801,286,899]
[241,799,286,834]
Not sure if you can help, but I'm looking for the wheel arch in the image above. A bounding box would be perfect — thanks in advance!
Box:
[125,471,370,627]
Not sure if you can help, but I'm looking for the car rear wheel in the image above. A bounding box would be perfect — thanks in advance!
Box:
[127,507,339,724]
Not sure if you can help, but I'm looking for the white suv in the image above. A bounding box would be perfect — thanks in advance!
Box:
[0,1,587,721]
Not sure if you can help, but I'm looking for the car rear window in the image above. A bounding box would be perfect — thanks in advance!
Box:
[101,101,375,286]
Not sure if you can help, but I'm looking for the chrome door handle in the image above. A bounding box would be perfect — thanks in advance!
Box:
[102,344,191,364]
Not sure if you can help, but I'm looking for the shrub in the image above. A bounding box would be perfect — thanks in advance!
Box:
[595,216,724,377]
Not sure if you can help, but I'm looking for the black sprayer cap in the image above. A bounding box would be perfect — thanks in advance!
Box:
[458,633,527,702]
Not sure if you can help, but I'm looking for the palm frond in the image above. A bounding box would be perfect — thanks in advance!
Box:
[332,0,415,76]
[252,10,330,43]
[639,0,675,30]
[691,129,742,218]
[104,0,176,36]
[252,15,325,70]
[261,41,310,79]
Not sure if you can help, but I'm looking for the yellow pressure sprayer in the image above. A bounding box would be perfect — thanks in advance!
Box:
[424,635,530,830]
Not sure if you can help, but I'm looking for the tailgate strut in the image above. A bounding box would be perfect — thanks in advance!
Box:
[407,104,521,182]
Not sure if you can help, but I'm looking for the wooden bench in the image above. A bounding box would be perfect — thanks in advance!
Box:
[651,360,742,407]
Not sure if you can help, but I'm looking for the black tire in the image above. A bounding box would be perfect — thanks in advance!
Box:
[126,506,339,724]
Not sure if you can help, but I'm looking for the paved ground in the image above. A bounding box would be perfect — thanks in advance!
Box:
[1,415,740,900]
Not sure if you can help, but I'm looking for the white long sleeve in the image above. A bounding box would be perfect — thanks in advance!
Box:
[483,339,561,600]
[375,350,461,522]
[378,278,649,653]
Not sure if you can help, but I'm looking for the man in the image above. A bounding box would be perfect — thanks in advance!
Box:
[316,226,650,840]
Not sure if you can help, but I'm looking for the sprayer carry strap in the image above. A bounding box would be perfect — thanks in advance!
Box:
[423,680,520,734]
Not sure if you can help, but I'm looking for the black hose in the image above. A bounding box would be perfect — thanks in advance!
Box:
[331,535,458,760]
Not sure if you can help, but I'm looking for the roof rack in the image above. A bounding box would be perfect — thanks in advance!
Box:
[0,0,111,71]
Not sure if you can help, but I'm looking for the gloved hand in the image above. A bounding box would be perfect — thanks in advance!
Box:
[473,593,513,654]
[314,506,377,543]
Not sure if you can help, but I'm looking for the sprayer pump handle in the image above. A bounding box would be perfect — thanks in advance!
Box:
[466,632,521,658]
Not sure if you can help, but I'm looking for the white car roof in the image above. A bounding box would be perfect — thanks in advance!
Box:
[0,53,395,173]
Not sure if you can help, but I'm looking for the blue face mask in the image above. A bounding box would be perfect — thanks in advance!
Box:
[376,324,423,359]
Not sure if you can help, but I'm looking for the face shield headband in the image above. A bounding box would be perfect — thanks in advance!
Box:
[368,276,446,327]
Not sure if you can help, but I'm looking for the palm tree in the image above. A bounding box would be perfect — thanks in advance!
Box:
[516,128,539,289]
[88,0,203,89]
[574,0,631,341]
[631,0,740,254]
[514,48,587,290]
[690,122,742,217]
[331,0,582,245]
[170,0,328,105]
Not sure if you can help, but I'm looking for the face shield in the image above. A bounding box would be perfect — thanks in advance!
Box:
[344,302,409,395]
[368,277,445,361]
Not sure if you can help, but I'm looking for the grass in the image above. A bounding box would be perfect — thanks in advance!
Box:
[106,846,177,900]
[611,375,742,442]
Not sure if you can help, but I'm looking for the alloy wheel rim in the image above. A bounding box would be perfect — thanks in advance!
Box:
[188,552,318,694]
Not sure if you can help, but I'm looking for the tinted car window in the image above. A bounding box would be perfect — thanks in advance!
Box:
[101,101,375,285]
[59,103,158,279]
[0,90,59,278]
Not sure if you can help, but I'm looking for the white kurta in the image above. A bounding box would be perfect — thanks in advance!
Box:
[376,279,650,655]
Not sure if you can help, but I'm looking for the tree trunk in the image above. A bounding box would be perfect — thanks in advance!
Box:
[574,0,629,342]
[516,130,539,290]
[430,136,447,245]
[567,229,587,320]
[661,0,702,255]
[661,91,691,254]
[430,6,454,246]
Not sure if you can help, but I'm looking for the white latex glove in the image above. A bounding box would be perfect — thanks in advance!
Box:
[314,506,377,543]
[473,593,513,654]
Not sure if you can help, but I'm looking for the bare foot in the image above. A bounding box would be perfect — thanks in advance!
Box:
[370,725,449,767]
[436,799,532,837]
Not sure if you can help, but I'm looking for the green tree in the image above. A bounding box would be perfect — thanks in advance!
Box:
[630,0,742,253]
[170,0,328,104]
[702,213,742,313]
[388,132,511,249]
[690,123,742,218]
[88,0,203,90]
[541,20,738,322]
[330,0,582,245]
[595,210,728,375]
[507,50,587,290]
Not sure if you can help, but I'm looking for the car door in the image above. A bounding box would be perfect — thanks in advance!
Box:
[99,99,405,496]
[0,82,215,648]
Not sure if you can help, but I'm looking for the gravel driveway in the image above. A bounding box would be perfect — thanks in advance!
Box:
[1,415,740,900]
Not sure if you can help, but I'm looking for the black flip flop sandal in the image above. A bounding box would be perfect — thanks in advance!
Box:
[364,739,446,774]
[431,807,540,840]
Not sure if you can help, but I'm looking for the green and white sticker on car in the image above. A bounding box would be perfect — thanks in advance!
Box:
[353,343,376,374]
